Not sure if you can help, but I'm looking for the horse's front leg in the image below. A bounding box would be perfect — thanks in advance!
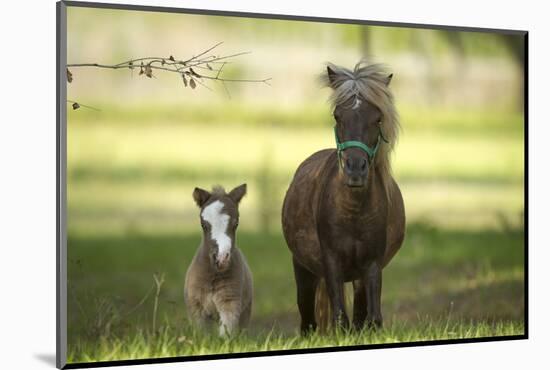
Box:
[364,260,383,329]
[322,249,349,329]
[352,279,367,330]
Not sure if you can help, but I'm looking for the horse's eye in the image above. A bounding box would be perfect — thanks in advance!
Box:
[235,221,239,228]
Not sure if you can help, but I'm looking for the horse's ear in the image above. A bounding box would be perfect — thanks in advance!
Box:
[385,73,393,86]
[228,183,247,205]
[327,66,338,88]
[193,187,211,208]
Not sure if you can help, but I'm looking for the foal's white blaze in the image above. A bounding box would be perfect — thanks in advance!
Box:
[201,200,231,262]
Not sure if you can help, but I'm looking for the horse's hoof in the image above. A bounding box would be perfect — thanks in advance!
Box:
[300,323,318,336]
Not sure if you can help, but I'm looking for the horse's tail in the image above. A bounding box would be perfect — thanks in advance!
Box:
[315,279,347,333]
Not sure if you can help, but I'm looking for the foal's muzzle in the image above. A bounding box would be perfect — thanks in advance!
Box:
[210,250,231,271]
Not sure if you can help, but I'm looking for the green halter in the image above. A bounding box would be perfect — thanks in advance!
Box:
[334,126,387,168]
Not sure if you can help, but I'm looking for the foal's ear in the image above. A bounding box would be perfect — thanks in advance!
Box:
[385,73,394,86]
[327,66,338,88]
[228,183,247,204]
[193,187,211,208]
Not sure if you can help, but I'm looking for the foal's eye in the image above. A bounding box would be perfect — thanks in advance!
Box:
[234,221,239,229]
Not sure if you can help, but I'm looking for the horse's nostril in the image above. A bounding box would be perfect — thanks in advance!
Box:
[361,158,367,171]
[345,158,353,170]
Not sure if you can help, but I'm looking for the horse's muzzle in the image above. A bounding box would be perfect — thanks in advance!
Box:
[343,155,368,187]
[346,176,366,187]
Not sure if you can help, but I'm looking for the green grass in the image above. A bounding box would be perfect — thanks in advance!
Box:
[68,319,524,363]
[68,123,524,183]
[66,106,525,363]
[69,102,524,133]
[67,224,525,363]
[66,106,524,233]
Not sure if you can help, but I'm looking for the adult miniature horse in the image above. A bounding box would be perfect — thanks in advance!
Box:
[282,61,405,333]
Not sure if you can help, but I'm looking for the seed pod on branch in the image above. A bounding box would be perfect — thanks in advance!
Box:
[189,67,201,79]
[144,64,153,78]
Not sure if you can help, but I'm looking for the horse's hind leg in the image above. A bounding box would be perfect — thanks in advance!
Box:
[352,279,367,330]
[293,257,319,334]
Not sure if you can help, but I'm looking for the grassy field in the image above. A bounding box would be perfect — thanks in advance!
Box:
[67,225,524,363]
[68,320,523,363]
[66,105,525,364]
[67,105,524,233]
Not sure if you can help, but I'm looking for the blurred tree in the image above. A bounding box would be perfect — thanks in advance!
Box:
[360,26,372,57]
[499,34,525,112]
[498,34,525,67]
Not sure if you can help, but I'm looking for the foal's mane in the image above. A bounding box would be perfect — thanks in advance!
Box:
[211,185,227,197]
[321,61,400,201]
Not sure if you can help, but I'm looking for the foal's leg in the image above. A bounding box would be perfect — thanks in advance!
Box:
[185,297,212,331]
[364,261,383,329]
[292,257,319,334]
[216,300,241,336]
[218,310,240,336]
[352,279,367,330]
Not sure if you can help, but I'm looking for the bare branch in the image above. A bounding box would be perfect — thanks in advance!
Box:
[66,61,270,84]
[186,41,224,63]
[216,61,227,79]
[66,43,271,110]
[67,100,100,111]
[152,273,165,334]
[66,45,270,86]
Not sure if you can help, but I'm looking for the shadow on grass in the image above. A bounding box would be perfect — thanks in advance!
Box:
[69,164,523,186]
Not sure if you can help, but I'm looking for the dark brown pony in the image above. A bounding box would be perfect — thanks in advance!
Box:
[282,61,405,333]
